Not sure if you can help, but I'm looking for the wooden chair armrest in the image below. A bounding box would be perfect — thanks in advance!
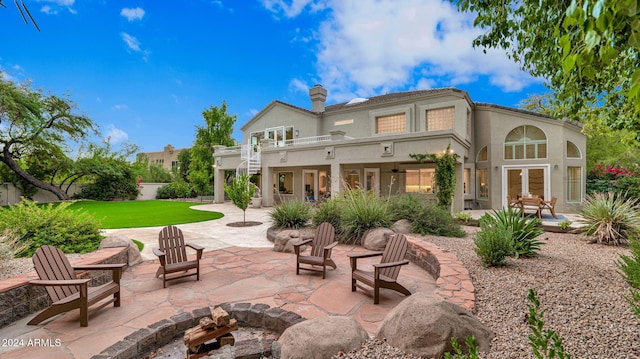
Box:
[186,242,204,251]
[30,278,91,286]
[349,251,383,271]
[73,264,126,270]
[373,260,410,269]
[186,242,204,260]
[293,238,313,247]
[324,241,338,250]
[322,241,338,259]
[347,251,383,259]
[153,247,167,266]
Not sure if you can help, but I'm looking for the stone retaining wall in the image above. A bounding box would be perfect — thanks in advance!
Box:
[405,235,475,312]
[0,247,128,328]
[91,302,305,359]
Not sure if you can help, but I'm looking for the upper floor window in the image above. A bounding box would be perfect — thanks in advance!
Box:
[567,141,581,158]
[477,146,488,162]
[376,113,406,134]
[426,107,455,131]
[504,125,547,160]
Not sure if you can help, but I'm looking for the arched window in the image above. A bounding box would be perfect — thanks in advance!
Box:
[504,125,547,160]
[566,141,581,158]
[476,146,488,162]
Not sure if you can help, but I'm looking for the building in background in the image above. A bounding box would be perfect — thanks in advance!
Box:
[137,144,186,171]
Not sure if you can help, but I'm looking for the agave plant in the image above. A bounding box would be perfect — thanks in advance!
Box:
[578,191,640,245]
[479,206,544,258]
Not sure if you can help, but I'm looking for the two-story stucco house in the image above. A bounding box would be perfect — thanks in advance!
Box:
[213,85,586,213]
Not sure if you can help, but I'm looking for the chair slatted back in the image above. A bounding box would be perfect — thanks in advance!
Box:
[310,222,336,257]
[32,245,78,303]
[380,234,409,280]
[550,197,557,206]
[159,225,188,265]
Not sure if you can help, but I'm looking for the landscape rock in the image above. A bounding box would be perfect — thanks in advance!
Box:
[273,230,303,253]
[376,292,493,358]
[279,316,369,359]
[99,235,143,266]
[362,227,394,251]
[391,219,412,234]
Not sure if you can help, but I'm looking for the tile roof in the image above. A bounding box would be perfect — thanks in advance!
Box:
[324,88,462,112]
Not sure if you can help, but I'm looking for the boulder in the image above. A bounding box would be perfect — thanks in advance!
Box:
[273,230,303,253]
[362,227,394,251]
[391,219,412,234]
[376,292,493,358]
[279,316,369,359]
[99,235,143,266]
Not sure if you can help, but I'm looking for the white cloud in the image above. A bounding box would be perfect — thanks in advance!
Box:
[113,104,129,111]
[38,0,76,14]
[260,0,326,18]
[264,0,539,101]
[104,125,129,144]
[121,32,141,52]
[120,7,145,22]
[171,94,179,103]
[288,78,309,93]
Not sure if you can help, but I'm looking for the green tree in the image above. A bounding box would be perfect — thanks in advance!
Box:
[0,79,97,200]
[224,174,255,225]
[188,102,236,196]
[176,148,191,182]
[454,0,640,139]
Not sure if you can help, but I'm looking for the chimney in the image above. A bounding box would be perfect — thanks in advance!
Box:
[309,84,327,113]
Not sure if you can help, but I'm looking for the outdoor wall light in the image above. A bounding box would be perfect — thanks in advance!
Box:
[554,164,559,169]
[295,130,299,137]
[494,166,499,170]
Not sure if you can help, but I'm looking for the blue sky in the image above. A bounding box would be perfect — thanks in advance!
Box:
[1,0,547,154]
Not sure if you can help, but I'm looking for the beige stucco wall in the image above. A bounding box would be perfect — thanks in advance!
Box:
[138,144,185,171]
[241,103,320,142]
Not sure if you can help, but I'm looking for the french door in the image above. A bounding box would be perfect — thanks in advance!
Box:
[503,165,549,205]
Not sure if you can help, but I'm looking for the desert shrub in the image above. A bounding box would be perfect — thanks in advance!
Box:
[156,180,196,199]
[388,193,431,222]
[0,199,103,257]
[339,188,391,244]
[311,198,342,230]
[558,220,572,230]
[479,207,544,258]
[527,289,572,358]
[474,225,514,267]
[0,229,28,261]
[455,211,474,223]
[617,235,640,318]
[411,204,466,237]
[578,191,640,245]
[444,290,571,358]
[270,200,312,229]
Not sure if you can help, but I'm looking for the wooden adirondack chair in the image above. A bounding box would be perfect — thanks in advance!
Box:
[540,196,558,219]
[348,233,411,304]
[28,245,125,327]
[153,225,204,288]
[292,222,338,279]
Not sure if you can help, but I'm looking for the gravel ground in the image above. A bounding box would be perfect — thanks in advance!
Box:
[3,228,640,358]
[336,227,640,358]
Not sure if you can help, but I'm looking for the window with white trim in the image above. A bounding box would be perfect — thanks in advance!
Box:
[477,168,489,199]
[504,125,547,160]
[567,141,581,158]
[567,166,582,202]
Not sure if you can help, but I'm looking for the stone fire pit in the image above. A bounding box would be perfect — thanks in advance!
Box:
[92,303,305,359]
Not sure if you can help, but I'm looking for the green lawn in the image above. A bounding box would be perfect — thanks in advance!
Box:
[66,200,224,229]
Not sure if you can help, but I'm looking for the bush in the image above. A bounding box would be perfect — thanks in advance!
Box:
[411,204,466,237]
[339,189,391,244]
[479,207,544,258]
[616,235,640,318]
[0,199,103,257]
[579,191,640,245]
[388,193,432,222]
[312,199,342,230]
[474,225,514,267]
[156,180,196,199]
[270,200,312,229]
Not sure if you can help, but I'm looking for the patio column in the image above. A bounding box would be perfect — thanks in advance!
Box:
[330,161,341,198]
[262,167,275,207]
[452,160,464,213]
[213,166,225,203]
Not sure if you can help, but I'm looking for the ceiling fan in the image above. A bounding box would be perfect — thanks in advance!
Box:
[384,163,407,174]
